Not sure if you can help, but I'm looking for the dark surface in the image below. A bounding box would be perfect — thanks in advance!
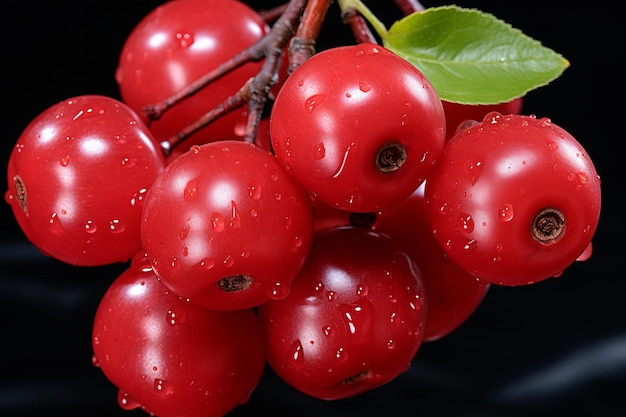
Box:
[1,1,623,416]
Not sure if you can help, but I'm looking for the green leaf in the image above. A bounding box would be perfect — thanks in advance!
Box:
[382,6,570,104]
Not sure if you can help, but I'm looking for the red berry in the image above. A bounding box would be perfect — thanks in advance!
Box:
[116,0,268,149]
[257,226,426,400]
[92,252,266,417]
[5,95,165,266]
[269,42,446,212]
[141,140,314,311]
[424,112,601,286]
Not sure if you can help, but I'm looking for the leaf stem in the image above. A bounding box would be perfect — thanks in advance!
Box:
[337,0,388,40]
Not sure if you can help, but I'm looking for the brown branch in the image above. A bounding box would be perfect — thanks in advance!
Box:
[342,8,378,44]
[158,0,307,152]
[258,2,290,23]
[288,0,333,74]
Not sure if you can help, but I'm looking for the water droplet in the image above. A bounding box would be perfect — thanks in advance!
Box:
[175,31,194,48]
[356,284,369,297]
[84,220,97,233]
[248,182,262,200]
[313,142,325,159]
[60,156,70,166]
[109,219,125,234]
[211,212,225,233]
[121,157,137,168]
[576,242,593,262]
[268,281,289,300]
[184,178,199,201]
[289,340,305,369]
[358,81,371,92]
[117,391,140,411]
[305,94,325,113]
[180,226,190,240]
[387,339,396,349]
[230,201,241,229]
[198,258,215,269]
[190,145,201,154]
[322,325,333,336]
[223,255,234,267]
[458,212,474,232]
[130,188,147,206]
[154,378,173,395]
[464,160,482,185]
[498,204,514,221]
[462,239,478,254]
[166,308,187,325]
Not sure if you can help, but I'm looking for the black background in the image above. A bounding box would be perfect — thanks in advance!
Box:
[1,1,623,416]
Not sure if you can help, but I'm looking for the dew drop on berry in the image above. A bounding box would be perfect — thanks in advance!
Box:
[211,212,225,233]
[121,157,137,168]
[117,391,141,411]
[154,378,174,396]
[313,142,325,159]
[464,160,483,185]
[175,31,194,48]
[356,284,369,297]
[458,212,474,232]
[576,242,593,262]
[462,239,478,254]
[305,94,325,113]
[498,204,514,221]
[358,81,371,92]
[289,340,305,369]
[83,220,97,233]
[166,307,187,325]
[247,182,263,200]
[198,258,215,269]
[130,188,147,206]
[322,325,333,336]
[268,281,289,300]
[109,219,125,234]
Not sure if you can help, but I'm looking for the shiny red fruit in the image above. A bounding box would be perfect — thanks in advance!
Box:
[257,226,426,400]
[269,42,446,213]
[116,0,268,149]
[92,253,266,417]
[5,95,165,266]
[424,112,601,286]
[141,140,314,311]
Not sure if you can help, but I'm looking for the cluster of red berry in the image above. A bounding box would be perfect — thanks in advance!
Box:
[3,1,602,416]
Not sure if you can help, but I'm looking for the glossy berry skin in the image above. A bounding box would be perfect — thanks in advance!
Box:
[257,226,426,400]
[424,112,601,286]
[442,98,524,140]
[141,140,314,311]
[116,0,268,148]
[5,95,165,266]
[269,42,446,213]
[92,252,265,417]
[376,183,490,341]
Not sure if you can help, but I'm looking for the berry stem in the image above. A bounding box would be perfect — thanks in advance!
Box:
[393,0,425,14]
[337,0,388,41]
[288,0,333,74]
[342,8,378,44]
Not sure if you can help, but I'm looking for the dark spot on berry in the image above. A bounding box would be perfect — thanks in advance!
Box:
[531,208,565,245]
[217,274,253,292]
[376,142,406,173]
